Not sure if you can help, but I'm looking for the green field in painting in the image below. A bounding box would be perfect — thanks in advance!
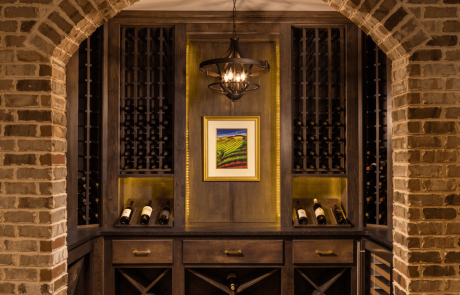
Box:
[216,135,248,169]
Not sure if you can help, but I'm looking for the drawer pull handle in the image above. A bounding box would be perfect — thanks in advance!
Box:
[316,250,334,255]
[133,250,151,255]
[225,250,242,255]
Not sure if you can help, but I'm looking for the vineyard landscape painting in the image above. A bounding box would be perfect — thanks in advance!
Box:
[216,129,248,169]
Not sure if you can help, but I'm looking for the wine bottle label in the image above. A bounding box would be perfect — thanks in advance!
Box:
[297,209,307,218]
[160,210,170,219]
[141,206,153,217]
[314,207,325,217]
[121,209,131,218]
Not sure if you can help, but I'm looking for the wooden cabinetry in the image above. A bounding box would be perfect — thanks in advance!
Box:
[65,10,394,295]
[100,235,363,295]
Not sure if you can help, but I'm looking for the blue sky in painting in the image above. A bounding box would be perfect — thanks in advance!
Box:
[217,129,247,138]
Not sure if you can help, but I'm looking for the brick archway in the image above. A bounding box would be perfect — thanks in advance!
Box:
[1,0,459,293]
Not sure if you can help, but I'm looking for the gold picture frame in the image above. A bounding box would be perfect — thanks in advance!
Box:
[203,116,260,182]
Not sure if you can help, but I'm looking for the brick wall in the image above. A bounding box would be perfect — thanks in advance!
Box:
[0,0,458,293]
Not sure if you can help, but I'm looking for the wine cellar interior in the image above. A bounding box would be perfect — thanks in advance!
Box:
[62,11,397,295]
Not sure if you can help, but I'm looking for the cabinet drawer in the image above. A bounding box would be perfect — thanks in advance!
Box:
[183,240,283,264]
[293,240,354,264]
[112,240,173,264]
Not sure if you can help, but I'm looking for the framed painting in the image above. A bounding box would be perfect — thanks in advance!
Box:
[202,116,260,182]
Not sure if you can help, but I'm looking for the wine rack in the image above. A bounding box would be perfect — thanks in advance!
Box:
[77,26,103,226]
[116,268,172,295]
[295,268,351,295]
[362,33,389,226]
[186,268,280,295]
[292,27,346,174]
[120,26,174,175]
[292,198,350,228]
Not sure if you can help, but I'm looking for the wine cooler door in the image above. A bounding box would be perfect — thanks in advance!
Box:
[363,239,392,295]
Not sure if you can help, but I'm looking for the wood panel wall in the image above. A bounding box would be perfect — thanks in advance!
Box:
[187,41,278,224]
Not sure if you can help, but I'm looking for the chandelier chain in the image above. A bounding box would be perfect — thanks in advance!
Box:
[233,0,236,39]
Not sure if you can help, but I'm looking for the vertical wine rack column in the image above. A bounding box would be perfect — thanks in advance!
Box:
[362,34,389,226]
[120,27,174,175]
[292,27,346,174]
[77,27,103,226]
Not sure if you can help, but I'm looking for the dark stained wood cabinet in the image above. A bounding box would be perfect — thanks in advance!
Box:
[66,10,393,295]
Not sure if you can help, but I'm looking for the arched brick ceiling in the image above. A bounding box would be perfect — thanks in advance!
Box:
[123,0,334,11]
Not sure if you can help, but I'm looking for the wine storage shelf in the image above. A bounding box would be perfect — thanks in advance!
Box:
[120,26,174,175]
[295,268,351,295]
[77,27,103,226]
[116,268,172,295]
[115,198,174,227]
[292,27,346,174]
[292,198,350,228]
[362,33,389,226]
[186,268,281,295]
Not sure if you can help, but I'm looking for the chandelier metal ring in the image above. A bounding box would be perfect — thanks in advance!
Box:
[199,0,270,101]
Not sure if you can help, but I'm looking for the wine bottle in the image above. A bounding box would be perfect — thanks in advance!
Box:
[78,177,87,188]
[123,161,134,170]
[120,201,134,225]
[78,195,87,205]
[294,133,304,142]
[366,178,376,187]
[294,148,304,157]
[123,145,134,156]
[136,132,147,141]
[89,179,99,188]
[296,201,308,225]
[162,162,172,169]
[379,196,386,203]
[137,120,148,128]
[137,104,147,113]
[78,210,87,221]
[137,148,147,157]
[149,134,158,142]
[150,162,159,169]
[307,150,317,157]
[294,162,302,170]
[313,199,327,225]
[227,272,239,291]
[123,105,134,112]
[319,120,329,127]
[162,119,170,126]
[306,134,316,141]
[149,148,158,157]
[123,134,134,142]
[306,120,316,127]
[140,200,153,225]
[162,149,171,157]
[333,203,346,225]
[89,211,98,222]
[366,163,377,171]
[89,195,99,204]
[162,104,172,112]
[123,119,134,127]
[137,158,147,169]
[306,161,315,169]
[293,119,303,127]
[333,106,344,114]
[158,200,171,225]
[78,206,87,221]
[150,118,158,126]
[162,134,170,142]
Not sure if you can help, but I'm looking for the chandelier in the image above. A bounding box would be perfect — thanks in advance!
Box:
[199,0,270,101]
